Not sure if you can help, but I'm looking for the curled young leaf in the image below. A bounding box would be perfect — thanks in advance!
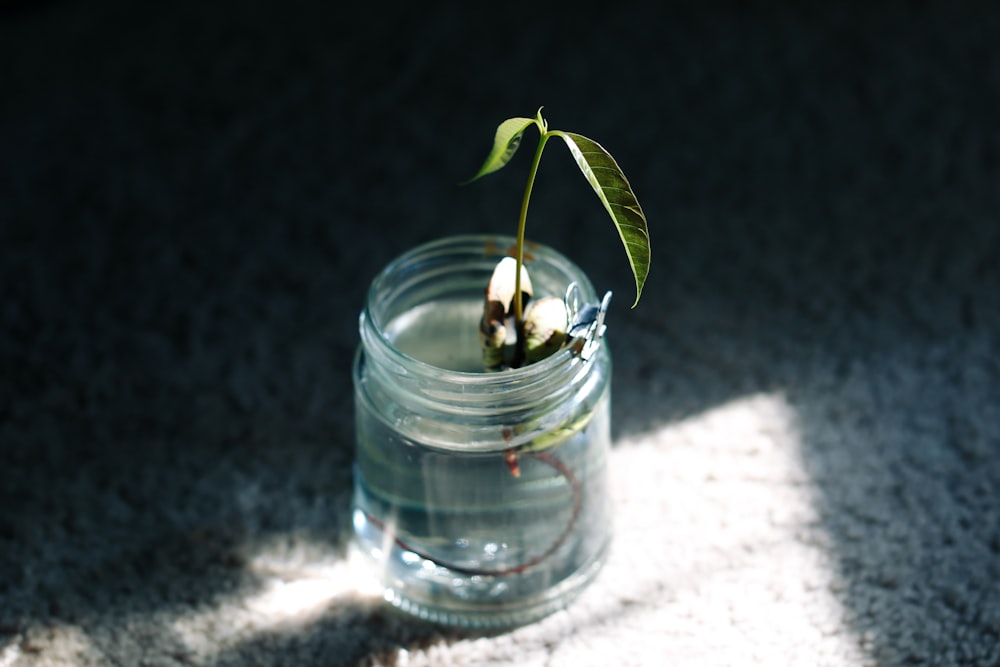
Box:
[553,131,651,307]
[464,116,539,184]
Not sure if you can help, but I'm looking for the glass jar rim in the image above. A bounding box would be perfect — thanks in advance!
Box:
[362,234,599,382]
[356,234,610,451]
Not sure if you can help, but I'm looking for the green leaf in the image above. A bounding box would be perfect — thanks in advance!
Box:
[554,131,650,307]
[463,116,538,184]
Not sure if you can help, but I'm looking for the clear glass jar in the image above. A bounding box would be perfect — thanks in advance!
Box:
[351,234,612,629]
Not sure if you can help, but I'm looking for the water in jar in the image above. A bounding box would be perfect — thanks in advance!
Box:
[352,297,610,627]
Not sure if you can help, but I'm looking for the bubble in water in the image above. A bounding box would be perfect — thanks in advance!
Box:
[489,581,509,597]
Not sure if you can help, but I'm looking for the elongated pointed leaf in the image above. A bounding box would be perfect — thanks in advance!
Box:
[464,117,537,183]
[555,131,650,307]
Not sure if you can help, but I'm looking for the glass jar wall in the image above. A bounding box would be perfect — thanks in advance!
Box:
[352,235,612,629]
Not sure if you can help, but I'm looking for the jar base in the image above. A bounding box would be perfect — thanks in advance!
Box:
[351,538,609,631]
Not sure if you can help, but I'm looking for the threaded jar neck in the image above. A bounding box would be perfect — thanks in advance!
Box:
[356,235,608,452]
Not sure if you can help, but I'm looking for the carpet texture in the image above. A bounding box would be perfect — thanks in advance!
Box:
[1,2,998,665]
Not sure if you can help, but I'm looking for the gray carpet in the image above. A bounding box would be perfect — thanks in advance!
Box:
[2,2,998,665]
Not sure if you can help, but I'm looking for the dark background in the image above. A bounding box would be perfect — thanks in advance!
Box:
[1,1,998,665]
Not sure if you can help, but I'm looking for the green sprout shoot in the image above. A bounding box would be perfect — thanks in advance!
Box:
[467,108,651,369]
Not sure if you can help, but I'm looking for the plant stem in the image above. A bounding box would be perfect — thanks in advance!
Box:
[513,132,550,326]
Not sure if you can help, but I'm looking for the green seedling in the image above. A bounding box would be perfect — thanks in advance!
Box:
[467,108,651,369]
